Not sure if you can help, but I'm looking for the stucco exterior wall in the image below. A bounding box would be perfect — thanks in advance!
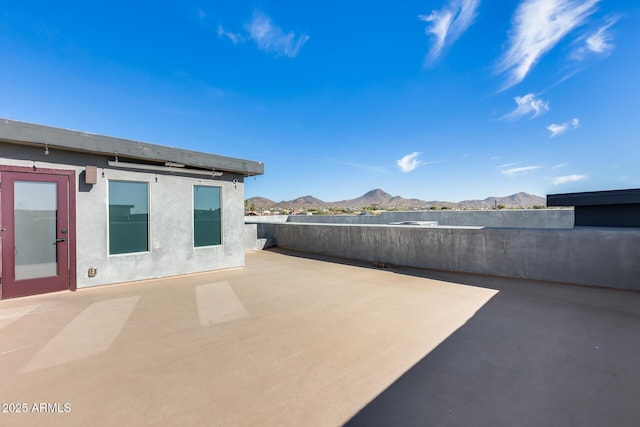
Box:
[1,145,246,288]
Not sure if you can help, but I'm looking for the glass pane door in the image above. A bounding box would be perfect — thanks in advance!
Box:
[14,181,58,280]
[1,171,70,299]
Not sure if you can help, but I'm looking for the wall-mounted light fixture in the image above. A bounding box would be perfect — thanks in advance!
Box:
[85,166,98,185]
[165,162,185,168]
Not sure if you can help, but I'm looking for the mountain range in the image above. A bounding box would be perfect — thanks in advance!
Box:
[246,189,546,210]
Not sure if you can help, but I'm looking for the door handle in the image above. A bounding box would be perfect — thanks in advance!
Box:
[55,238,67,243]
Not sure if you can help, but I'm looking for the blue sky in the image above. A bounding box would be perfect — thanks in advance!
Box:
[1,1,638,202]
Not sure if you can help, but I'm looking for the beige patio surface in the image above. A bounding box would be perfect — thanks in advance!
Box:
[0,249,497,426]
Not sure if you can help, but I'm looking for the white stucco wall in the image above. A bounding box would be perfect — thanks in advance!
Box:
[1,147,246,288]
[77,167,245,287]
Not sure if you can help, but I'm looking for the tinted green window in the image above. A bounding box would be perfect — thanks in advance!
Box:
[109,181,149,254]
[194,186,221,247]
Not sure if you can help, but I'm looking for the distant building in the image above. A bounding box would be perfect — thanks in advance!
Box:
[547,189,640,227]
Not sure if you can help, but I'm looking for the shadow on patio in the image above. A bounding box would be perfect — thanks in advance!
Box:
[338,257,640,426]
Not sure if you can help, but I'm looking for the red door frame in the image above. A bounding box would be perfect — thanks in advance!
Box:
[0,166,76,299]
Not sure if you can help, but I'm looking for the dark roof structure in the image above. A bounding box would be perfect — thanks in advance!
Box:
[548,189,640,227]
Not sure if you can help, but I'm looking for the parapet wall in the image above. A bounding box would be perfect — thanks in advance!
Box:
[253,222,640,290]
[285,209,574,228]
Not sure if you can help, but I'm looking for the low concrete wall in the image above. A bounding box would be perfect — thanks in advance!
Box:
[285,209,574,228]
[244,224,274,251]
[244,224,258,251]
[254,222,640,290]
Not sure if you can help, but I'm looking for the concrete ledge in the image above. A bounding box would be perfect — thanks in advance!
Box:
[256,222,640,290]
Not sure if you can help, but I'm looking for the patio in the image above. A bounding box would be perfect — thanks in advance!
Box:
[1,249,639,426]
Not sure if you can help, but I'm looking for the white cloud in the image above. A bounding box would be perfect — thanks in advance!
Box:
[342,162,388,174]
[245,13,309,58]
[550,174,588,185]
[504,93,550,120]
[497,161,521,169]
[587,27,612,53]
[217,25,243,45]
[419,0,480,65]
[420,10,453,63]
[552,162,568,170]
[547,117,579,137]
[397,152,424,173]
[497,0,599,88]
[572,17,618,59]
[501,165,541,176]
[547,123,568,137]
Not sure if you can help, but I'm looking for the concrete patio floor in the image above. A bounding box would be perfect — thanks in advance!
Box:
[1,249,639,426]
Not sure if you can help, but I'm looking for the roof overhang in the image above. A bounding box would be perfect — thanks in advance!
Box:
[547,188,640,207]
[0,118,264,176]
